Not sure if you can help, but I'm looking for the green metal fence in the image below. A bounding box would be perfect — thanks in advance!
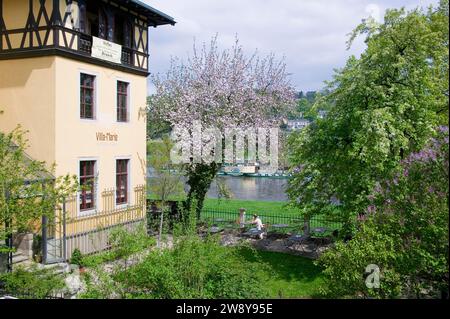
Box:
[200,208,344,234]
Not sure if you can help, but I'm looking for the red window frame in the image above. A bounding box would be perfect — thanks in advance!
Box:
[117,81,129,122]
[116,159,129,205]
[80,73,95,119]
[80,160,96,211]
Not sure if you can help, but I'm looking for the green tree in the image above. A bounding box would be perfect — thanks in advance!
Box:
[288,2,449,229]
[0,126,77,254]
[147,136,185,245]
[318,127,449,298]
[147,136,184,204]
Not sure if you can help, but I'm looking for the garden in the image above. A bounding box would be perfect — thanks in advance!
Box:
[1,1,448,300]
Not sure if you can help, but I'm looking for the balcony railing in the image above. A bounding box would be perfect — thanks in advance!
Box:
[78,33,134,67]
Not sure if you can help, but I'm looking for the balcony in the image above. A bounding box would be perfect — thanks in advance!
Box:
[78,33,134,67]
[0,26,149,76]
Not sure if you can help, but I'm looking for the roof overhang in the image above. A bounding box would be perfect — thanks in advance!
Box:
[120,0,176,26]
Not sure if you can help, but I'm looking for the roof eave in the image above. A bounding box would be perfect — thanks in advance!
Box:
[130,0,176,26]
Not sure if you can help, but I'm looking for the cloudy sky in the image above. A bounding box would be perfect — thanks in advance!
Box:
[143,0,439,93]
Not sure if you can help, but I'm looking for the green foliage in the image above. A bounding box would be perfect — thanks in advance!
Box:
[80,223,156,268]
[185,162,220,219]
[70,248,84,267]
[0,266,65,299]
[287,90,331,121]
[81,214,268,299]
[0,126,78,241]
[215,177,233,203]
[81,251,115,268]
[288,3,449,227]
[83,237,266,299]
[108,223,155,261]
[318,128,449,298]
[79,205,326,299]
[147,137,185,203]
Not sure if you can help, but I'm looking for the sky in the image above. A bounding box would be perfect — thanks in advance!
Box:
[143,0,440,93]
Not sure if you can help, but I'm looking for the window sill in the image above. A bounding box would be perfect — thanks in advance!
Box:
[78,208,97,217]
[115,203,129,210]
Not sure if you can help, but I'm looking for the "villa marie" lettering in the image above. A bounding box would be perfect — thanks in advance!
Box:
[96,132,118,142]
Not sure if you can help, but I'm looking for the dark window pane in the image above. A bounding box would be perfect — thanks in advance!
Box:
[117,81,128,122]
[116,159,129,204]
[80,74,95,119]
[80,160,96,211]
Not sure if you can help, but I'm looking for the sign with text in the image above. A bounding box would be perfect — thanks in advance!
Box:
[91,37,122,64]
[96,132,118,142]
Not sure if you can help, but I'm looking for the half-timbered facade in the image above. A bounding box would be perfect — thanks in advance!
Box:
[0,0,174,73]
[0,0,174,261]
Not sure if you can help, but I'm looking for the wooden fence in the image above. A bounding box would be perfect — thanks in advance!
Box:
[45,185,146,261]
[63,185,146,236]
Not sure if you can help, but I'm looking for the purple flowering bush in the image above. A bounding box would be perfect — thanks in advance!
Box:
[319,127,449,298]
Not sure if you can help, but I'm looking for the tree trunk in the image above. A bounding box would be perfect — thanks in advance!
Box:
[185,162,219,220]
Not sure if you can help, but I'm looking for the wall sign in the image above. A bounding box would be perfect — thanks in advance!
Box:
[91,36,122,64]
[96,132,118,142]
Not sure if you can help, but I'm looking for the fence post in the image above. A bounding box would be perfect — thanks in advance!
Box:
[157,209,164,249]
[42,215,48,264]
[239,208,246,231]
[304,216,311,236]
[62,198,67,261]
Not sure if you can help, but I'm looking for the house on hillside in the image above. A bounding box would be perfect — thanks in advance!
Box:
[287,119,311,131]
[0,0,175,263]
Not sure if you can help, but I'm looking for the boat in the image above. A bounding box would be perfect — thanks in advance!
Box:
[228,168,244,176]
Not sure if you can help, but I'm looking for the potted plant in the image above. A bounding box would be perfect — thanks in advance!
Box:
[70,248,85,273]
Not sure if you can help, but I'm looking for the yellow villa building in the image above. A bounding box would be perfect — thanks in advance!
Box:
[0,0,174,262]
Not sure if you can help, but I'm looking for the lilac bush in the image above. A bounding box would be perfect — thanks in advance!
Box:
[320,127,449,298]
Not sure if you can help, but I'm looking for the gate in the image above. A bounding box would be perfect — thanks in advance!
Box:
[42,202,66,264]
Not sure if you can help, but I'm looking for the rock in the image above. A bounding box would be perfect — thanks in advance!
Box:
[65,272,85,298]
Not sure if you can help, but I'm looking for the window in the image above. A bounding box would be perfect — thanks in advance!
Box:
[116,159,129,205]
[80,160,96,211]
[80,73,95,119]
[117,81,129,122]
[85,2,107,39]
[114,15,125,45]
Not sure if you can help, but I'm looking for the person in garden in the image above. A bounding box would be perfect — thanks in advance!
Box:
[249,214,265,239]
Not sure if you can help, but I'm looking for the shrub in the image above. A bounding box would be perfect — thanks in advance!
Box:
[318,127,449,298]
[108,222,155,260]
[70,249,84,267]
[107,235,266,299]
[0,266,65,299]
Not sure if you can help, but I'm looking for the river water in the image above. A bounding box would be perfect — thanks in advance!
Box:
[207,175,288,202]
[148,169,289,202]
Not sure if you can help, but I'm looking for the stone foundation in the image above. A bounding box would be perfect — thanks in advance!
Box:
[12,233,34,259]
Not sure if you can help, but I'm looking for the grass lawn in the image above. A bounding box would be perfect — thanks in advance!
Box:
[236,248,325,298]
